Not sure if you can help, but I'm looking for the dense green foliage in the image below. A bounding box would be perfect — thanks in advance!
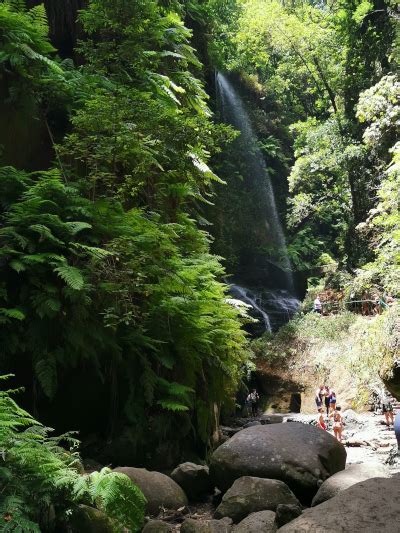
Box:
[203,0,399,296]
[0,0,250,469]
[0,0,399,527]
[0,375,146,531]
[252,304,400,410]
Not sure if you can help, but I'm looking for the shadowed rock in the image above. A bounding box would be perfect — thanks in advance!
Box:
[210,423,346,503]
[170,462,213,500]
[233,510,276,532]
[214,477,299,523]
[114,466,187,515]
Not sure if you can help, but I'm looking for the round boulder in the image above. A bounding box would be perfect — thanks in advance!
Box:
[142,520,173,532]
[170,462,213,500]
[210,423,346,503]
[180,517,233,532]
[311,462,390,506]
[214,477,299,523]
[114,466,187,516]
[232,511,276,532]
[278,476,400,532]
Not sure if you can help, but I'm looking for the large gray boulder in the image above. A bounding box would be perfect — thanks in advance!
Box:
[312,462,390,506]
[170,462,213,500]
[210,423,346,503]
[278,476,400,532]
[142,520,173,532]
[232,511,276,532]
[180,517,232,532]
[214,477,299,523]
[114,466,187,515]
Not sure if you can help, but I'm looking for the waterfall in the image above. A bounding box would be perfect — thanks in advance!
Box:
[230,284,272,332]
[216,72,293,289]
[229,283,299,333]
[216,72,300,331]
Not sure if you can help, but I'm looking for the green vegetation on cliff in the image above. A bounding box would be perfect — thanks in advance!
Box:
[0,0,249,468]
[0,0,399,529]
[204,0,399,294]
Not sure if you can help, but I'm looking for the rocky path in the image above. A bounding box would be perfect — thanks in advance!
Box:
[142,410,400,531]
[286,410,400,473]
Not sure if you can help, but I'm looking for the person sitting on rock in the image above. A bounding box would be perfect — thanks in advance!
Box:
[316,407,326,430]
[329,406,344,441]
[382,397,394,427]
[246,389,260,417]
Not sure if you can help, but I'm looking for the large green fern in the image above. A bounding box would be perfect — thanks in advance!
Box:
[0,376,146,531]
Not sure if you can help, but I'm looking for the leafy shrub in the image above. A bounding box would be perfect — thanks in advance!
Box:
[0,375,146,532]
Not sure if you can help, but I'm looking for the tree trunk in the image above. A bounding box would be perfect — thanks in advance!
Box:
[26,0,86,57]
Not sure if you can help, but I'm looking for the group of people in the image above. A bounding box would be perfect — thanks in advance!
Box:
[313,293,396,316]
[315,384,344,441]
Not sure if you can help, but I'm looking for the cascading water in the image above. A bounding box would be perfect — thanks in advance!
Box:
[216,72,300,331]
[230,284,272,332]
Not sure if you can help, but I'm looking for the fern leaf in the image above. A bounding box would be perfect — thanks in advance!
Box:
[35,357,57,399]
[157,400,189,411]
[54,265,84,290]
[9,259,26,272]
[87,468,146,531]
[65,221,92,235]
[0,308,25,321]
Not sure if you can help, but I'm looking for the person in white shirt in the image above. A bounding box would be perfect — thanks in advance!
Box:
[313,295,322,314]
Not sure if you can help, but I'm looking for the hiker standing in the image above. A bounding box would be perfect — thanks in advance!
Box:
[328,388,337,415]
[323,385,331,416]
[246,389,260,417]
[315,385,327,408]
[330,406,344,441]
[316,407,326,430]
[313,295,322,314]
[382,397,394,427]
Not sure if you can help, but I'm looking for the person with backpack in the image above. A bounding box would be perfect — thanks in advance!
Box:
[382,397,394,426]
[329,405,344,441]
[315,384,326,408]
[328,388,337,415]
[246,389,260,417]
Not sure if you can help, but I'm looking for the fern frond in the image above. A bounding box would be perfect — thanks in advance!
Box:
[157,400,189,411]
[35,357,57,399]
[87,468,146,532]
[0,308,25,321]
[54,265,85,290]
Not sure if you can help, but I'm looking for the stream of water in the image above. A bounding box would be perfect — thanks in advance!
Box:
[216,72,300,331]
